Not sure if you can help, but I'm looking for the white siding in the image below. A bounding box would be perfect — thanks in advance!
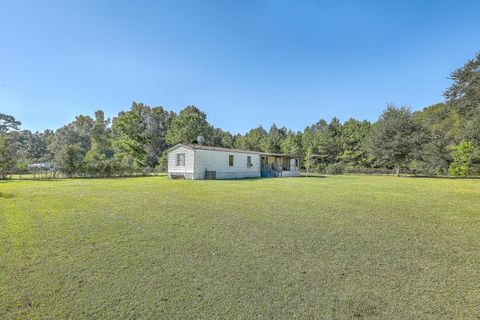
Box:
[167,146,195,179]
[194,149,261,179]
[167,144,299,180]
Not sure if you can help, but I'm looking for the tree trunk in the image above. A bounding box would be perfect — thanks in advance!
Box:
[395,164,400,176]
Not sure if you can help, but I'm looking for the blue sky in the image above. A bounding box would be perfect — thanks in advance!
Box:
[1,0,479,134]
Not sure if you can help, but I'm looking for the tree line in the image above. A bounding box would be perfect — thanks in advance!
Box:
[1,52,479,178]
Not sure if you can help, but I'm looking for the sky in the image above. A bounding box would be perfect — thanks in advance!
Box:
[1,0,479,134]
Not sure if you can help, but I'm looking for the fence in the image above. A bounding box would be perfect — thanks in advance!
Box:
[2,170,167,180]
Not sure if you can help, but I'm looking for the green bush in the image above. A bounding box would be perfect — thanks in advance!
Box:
[325,163,345,175]
[448,140,478,176]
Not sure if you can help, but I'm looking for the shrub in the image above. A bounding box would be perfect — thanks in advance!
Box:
[325,163,345,175]
[448,140,478,176]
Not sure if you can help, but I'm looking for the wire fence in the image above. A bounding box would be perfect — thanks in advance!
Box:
[2,171,168,180]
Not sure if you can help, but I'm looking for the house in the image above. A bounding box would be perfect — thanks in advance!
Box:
[167,144,300,180]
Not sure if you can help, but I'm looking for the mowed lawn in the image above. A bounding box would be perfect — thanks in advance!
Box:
[1,176,479,319]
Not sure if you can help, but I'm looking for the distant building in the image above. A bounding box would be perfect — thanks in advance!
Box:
[167,144,300,180]
[28,162,55,171]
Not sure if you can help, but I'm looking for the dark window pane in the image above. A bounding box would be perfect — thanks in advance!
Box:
[176,153,185,166]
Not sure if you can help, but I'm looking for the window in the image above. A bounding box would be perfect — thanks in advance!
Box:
[247,156,252,167]
[295,158,298,168]
[229,155,234,166]
[176,153,185,166]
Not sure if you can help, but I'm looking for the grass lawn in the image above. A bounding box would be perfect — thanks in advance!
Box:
[1,176,479,319]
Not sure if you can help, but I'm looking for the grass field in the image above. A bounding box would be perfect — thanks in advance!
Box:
[1,176,479,319]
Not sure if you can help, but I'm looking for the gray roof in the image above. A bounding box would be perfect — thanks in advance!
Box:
[169,144,296,157]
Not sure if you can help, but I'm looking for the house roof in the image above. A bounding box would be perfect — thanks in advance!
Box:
[168,144,296,158]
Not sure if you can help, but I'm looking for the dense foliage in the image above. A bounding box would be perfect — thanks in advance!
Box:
[2,53,480,177]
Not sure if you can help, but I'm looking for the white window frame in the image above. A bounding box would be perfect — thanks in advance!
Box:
[247,156,252,168]
[176,153,185,166]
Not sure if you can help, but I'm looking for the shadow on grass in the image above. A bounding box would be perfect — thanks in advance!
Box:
[298,175,328,179]
[4,174,329,183]
[11,179,67,182]
[73,175,168,181]
[193,177,266,182]
[0,192,15,198]
[405,175,480,180]
[192,176,328,182]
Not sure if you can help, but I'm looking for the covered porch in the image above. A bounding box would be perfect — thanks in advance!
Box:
[260,153,299,177]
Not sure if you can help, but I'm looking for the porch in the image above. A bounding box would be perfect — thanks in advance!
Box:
[260,153,299,178]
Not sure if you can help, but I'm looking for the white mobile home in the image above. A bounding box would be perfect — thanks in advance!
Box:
[168,144,300,180]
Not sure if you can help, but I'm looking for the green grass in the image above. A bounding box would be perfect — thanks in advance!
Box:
[1,176,480,319]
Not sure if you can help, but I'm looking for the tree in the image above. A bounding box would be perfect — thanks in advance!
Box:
[301,135,312,170]
[112,103,151,169]
[84,110,117,176]
[6,51,480,179]
[444,52,480,118]
[0,114,22,179]
[318,118,342,163]
[49,114,94,176]
[56,144,84,177]
[209,128,234,148]
[281,131,303,157]
[448,140,480,176]
[112,103,176,170]
[156,150,169,172]
[0,113,21,134]
[368,105,418,176]
[301,126,321,171]
[300,118,342,171]
[339,119,371,167]
[444,52,480,152]
[15,130,54,164]
[263,124,287,153]
[165,106,211,146]
[0,136,16,179]
[411,103,458,174]
[145,107,176,168]
[234,126,267,151]
[463,112,480,145]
